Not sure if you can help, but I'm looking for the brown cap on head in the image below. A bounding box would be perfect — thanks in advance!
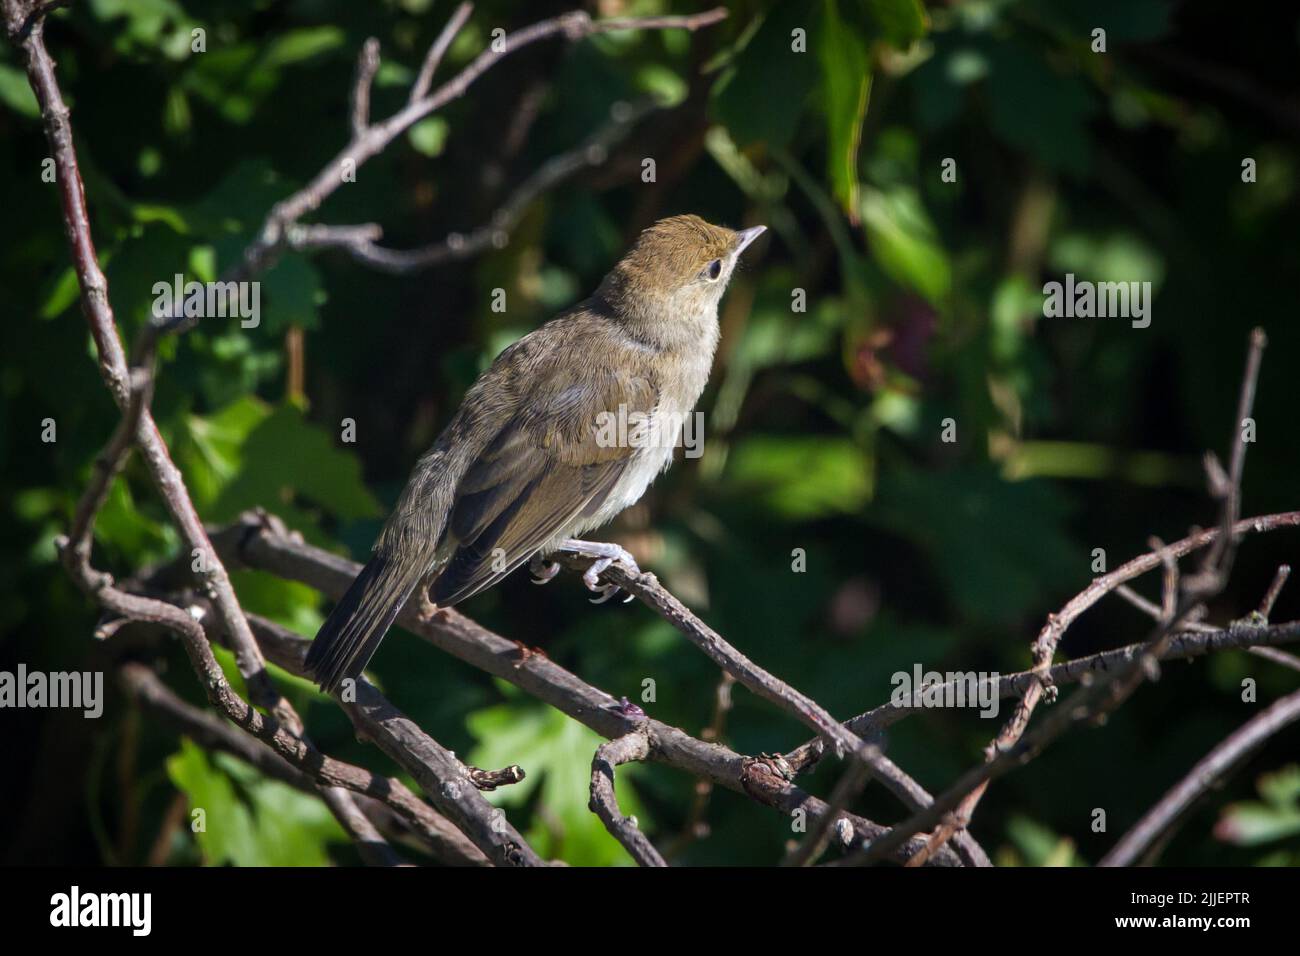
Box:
[616,214,765,293]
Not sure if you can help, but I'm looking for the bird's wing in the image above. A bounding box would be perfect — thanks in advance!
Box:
[429,366,657,607]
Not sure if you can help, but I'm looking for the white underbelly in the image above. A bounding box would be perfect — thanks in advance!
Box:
[561,347,714,542]
[569,409,683,537]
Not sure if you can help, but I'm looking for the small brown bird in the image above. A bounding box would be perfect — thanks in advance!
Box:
[306,214,765,692]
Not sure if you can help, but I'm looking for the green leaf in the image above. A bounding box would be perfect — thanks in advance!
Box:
[860,0,929,48]
[261,27,345,69]
[711,3,820,148]
[1217,765,1300,847]
[166,741,345,865]
[176,396,381,533]
[407,117,449,158]
[0,63,39,118]
[731,298,841,372]
[467,703,647,866]
[636,64,688,108]
[180,160,286,236]
[859,186,950,304]
[1004,815,1084,866]
[89,0,193,54]
[820,1,873,221]
[165,740,258,865]
[103,222,196,331]
[985,42,1096,175]
[176,394,268,510]
[725,435,872,519]
[870,465,1082,627]
[39,267,82,320]
[1217,803,1300,846]
[1259,765,1300,807]
[96,477,173,561]
[259,253,324,333]
[210,403,383,525]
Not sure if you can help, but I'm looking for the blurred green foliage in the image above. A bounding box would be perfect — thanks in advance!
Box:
[3,0,1299,866]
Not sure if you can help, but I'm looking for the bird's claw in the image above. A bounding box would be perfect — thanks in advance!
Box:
[574,545,640,604]
[530,553,561,585]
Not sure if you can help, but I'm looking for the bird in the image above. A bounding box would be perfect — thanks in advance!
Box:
[305,214,766,693]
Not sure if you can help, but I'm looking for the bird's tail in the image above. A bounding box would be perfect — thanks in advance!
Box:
[305,548,427,693]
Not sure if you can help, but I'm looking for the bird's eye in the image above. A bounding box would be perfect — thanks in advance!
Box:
[704,259,723,281]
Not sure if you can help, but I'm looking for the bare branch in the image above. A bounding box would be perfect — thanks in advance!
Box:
[234,6,728,282]
[552,547,861,757]
[410,2,473,104]
[1258,564,1291,619]
[1248,646,1300,673]
[1192,327,1267,586]
[211,512,975,866]
[350,37,381,137]
[336,676,542,864]
[4,7,413,860]
[590,730,665,867]
[329,99,657,273]
[1100,686,1300,866]
[548,543,985,863]
[787,613,1300,776]
[863,329,1272,866]
[664,673,735,856]
[5,0,66,43]
[783,756,873,867]
[118,663,429,867]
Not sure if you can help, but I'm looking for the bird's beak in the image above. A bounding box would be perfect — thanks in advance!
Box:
[733,225,767,255]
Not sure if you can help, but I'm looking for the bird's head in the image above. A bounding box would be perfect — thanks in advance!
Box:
[597,214,766,346]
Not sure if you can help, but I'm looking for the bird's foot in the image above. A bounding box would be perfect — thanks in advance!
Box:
[529,552,562,585]
[416,590,442,624]
[559,539,640,605]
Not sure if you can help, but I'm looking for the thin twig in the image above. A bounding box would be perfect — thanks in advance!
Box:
[211,513,976,866]
[552,549,862,757]
[786,614,1300,776]
[410,2,473,104]
[590,730,666,867]
[8,3,403,862]
[118,663,423,867]
[869,329,1270,866]
[1100,686,1300,866]
[230,5,728,283]
[783,757,873,867]
[330,99,658,273]
[664,673,734,856]
[350,37,380,137]
[1258,564,1291,619]
[549,544,971,861]
[1248,646,1300,673]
